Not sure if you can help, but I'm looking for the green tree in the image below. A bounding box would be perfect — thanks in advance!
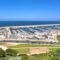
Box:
[51,55,59,60]
[20,54,29,60]
[55,49,60,56]
[6,49,18,56]
[51,49,60,60]
[0,48,5,57]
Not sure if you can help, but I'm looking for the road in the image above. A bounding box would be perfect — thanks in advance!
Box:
[0,40,60,45]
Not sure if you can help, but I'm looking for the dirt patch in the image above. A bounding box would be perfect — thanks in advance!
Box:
[4,43,19,47]
[0,45,7,50]
[27,47,50,55]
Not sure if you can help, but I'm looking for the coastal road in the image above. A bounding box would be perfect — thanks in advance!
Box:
[0,40,60,45]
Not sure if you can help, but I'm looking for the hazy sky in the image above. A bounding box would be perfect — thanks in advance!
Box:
[0,0,60,21]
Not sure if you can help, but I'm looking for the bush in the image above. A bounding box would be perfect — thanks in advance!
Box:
[51,49,60,60]
[57,35,60,41]
[0,48,5,57]
[6,49,18,56]
[20,54,29,60]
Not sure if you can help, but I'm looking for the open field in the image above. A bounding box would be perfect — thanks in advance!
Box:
[8,44,60,60]
[8,44,60,54]
[0,43,60,60]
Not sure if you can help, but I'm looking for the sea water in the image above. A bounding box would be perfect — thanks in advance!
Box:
[0,21,60,27]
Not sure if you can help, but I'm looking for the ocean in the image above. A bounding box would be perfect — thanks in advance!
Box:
[0,21,60,27]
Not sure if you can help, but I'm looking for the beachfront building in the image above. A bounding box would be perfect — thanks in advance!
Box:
[0,24,60,43]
